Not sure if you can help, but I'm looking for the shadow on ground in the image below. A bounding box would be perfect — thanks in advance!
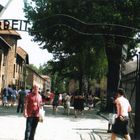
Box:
[0,105,106,121]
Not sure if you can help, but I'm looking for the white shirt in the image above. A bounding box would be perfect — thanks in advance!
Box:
[115,96,131,117]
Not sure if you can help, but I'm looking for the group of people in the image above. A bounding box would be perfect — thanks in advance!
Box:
[48,91,72,115]
[62,88,132,140]
[2,84,132,140]
[52,90,100,117]
[62,90,100,117]
[2,84,18,106]
[1,84,40,140]
[2,85,29,114]
[48,90,85,117]
[23,87,132,140]
[72,91,85,118]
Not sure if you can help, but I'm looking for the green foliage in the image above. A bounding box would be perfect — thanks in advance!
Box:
[24,0,140,94]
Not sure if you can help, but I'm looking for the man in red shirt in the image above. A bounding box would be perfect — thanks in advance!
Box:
[24,85,42,140]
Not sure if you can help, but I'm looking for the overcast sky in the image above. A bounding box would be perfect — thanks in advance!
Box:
[0,0,53,68]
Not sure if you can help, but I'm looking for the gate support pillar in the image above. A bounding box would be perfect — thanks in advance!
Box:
[135,52,140,140]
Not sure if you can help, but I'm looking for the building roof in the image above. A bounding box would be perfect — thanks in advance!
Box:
[0,30,21,39]
[17,47,29,64]
[0,36,11,48]
[17,47,28,59]
[26,65,47,81]
[41,75,51,80]
[122,60,138,75]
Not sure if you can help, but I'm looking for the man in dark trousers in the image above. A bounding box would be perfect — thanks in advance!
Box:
[24,85,42,140]
[17,86,26,113]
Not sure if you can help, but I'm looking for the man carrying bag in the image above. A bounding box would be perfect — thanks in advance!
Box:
[23,85,43,140]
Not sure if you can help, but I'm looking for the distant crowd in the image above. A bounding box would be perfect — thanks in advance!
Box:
[1,85,102,118]
[40,88,102,117]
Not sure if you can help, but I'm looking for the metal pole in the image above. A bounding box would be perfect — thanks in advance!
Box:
[0,0,13,18]
[135,52,140,139]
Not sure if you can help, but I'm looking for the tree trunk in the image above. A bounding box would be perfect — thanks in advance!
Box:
[79,73,83,94]
[105,43,122,112]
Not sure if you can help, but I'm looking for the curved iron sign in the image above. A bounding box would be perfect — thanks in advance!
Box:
[35,14,140,39]
[0,14,139,40]
[0,19,29,31]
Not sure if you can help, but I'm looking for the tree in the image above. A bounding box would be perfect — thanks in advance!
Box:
[24,0,140,111]
[97,1,140,111]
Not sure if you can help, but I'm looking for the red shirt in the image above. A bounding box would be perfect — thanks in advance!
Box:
[50,92,54,100]
[24,92,42,117]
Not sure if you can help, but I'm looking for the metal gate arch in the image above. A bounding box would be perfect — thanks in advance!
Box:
[1,13,140,139]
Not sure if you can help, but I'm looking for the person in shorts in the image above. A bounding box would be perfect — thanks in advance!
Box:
[111,88,132,140]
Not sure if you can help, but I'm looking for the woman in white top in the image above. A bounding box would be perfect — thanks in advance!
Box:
[64,93,71,115]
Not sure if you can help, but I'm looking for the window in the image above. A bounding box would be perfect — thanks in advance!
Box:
[13,64,15,78]
[3,53,6,66]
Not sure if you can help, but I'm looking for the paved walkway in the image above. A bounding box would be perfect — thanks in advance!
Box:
[0,105,124,140]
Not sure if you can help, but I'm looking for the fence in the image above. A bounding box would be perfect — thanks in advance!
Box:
[120,53,140,139]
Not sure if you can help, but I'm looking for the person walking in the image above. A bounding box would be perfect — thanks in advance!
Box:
[78,94,85,115]
[7,84,14,106]
[17,86,26,113]
[23,85,42,140]
[11,85,18,106]
[73,90,80,118]
[87,95,94,111]
[111,88,132,140]
[107,95,117,133]
[64,93,71,115]
[52,91,60,114]
[2,87,8,106]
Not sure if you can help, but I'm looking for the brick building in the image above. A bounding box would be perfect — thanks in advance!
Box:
[41,75,51,91]
[26,66,51,92]
[0,36,11,92]
[0,29,51,98]
[16,47,29,88]
[0,30,21,92]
